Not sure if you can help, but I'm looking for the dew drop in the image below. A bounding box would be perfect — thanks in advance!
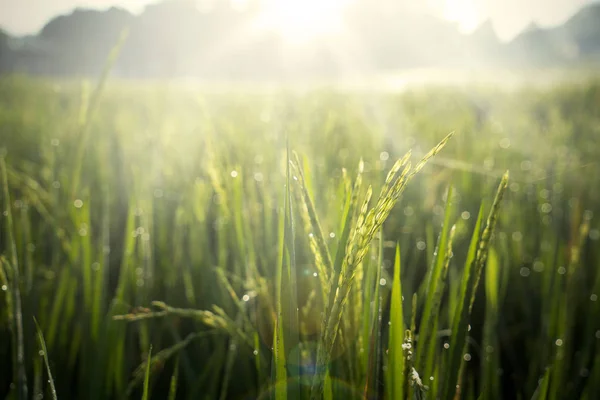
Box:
[416,241,426,251]
[74,199,83,209]
[253,349,259,356]
[591,294,598,302]
[443,343,450,349]
[520,267,531,277]
[463,353,472,361]
[461,211,471,220]
[512,232,523,242]
[555,339,563,347]
[499,138,511,149]
[313,272,318,277]
[1,285,7,291]
[329,232,335,238]
[557,266,566,275]
[379,278,387,286]
[230,170,238,178]
[379,151,390,161]
[242,294,250,302]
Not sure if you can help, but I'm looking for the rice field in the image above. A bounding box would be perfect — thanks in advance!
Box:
[1,75,600,400]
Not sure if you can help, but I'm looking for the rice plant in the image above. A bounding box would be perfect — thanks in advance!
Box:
[1,76,600,399]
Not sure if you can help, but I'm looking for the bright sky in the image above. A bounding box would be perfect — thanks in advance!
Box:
[0,0,597,40]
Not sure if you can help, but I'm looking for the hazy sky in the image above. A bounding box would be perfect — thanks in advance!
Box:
[0,0,597,40]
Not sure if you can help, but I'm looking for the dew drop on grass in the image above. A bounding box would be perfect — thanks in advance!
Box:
[555,339,563,347]
[313,272,318,277]
[443,343,450,349]
[329,232,335,238]
[379,151,389,161]
[242,294,250,302]
[308,233,314,238]
[404,206,414,216]
[38,350,44,356]
[74,199,83,209]
[429,376,434,381]
[557,266,566,275]
[253,350,259,356]
[461,211,470,220]
[463,353,472,361]
[52,181,60,189]
[520,160,532,171]
[468,324,471,331]
[533,261,544,272]
[590,294,597,302]
[510,182,520,192]
[379,278,387,286]
[520,267,530,277]
[230,170,238,178]
[1,285,7,291]
[512,232,523,242]
[416,241,426,251]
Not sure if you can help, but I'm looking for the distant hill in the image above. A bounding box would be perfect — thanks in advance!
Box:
[1,0,599,79]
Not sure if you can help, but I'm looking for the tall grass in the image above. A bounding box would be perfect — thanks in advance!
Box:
[1,76,600,399]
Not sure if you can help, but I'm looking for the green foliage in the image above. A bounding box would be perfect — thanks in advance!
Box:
[0,77,600,400]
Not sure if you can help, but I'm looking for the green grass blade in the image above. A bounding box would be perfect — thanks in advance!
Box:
[441,204,483,400]
[1,155,28,400]
[34,318,57,400]
[142,345,152,400]
[417,186,454,375]
[387,243,405,400]
[168,360,179,400]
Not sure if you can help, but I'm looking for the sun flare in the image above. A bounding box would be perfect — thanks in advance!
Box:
[259,0,349,44]
[443,0,479,32]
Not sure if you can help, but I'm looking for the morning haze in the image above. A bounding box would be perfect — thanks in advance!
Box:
[1,0,599,80]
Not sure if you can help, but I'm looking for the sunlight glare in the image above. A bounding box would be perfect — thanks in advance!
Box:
[259,0,349,44]
[443,0,479,32]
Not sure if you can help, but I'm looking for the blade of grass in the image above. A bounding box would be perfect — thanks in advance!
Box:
[141,345,152,400]
[387,243,405,400]
[1,154,28,400]
[34,318,57,400]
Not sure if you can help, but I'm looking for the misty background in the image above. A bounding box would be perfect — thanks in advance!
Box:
[1,0,600,80]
